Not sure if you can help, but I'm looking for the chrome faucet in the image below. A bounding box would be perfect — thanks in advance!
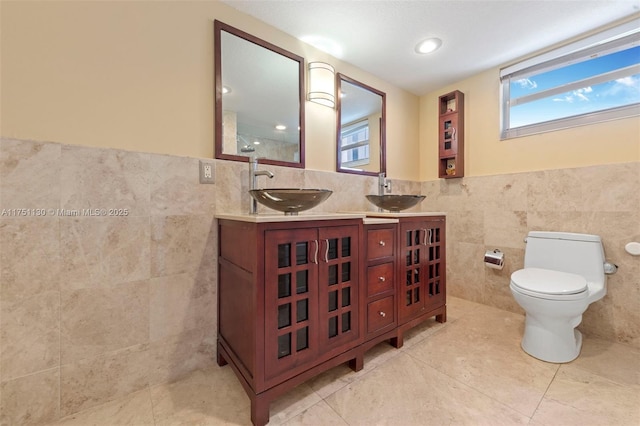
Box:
[378,172,391,196]
[377,172,391,212]
[249,156,274,214]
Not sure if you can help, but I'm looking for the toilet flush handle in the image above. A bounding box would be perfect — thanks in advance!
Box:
[604,262,618,275]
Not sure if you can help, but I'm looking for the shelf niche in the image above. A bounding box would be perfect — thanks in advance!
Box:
[438,90,464,179]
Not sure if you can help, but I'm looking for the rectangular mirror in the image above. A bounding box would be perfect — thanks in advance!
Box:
[215,20,305,168]
[336,74,386,176]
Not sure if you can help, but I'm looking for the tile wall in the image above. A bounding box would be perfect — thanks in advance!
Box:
[0,137,637,424]
[423,163,640,347]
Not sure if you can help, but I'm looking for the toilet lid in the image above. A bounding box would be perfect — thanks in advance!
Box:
[511,268,587,295]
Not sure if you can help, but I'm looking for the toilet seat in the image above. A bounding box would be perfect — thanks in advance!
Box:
[511,268,588,301]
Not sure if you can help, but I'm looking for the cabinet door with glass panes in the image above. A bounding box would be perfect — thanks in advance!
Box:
[398,219,445,324]
[316,225,359,352]
[263,225,359,382]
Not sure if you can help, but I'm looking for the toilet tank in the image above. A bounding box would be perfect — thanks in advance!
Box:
[524,231,605,283]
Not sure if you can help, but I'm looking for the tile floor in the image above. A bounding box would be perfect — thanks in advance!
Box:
[49,297,640,426]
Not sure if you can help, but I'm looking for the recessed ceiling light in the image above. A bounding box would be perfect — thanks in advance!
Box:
[253,141,261,145]
[415,37,442,54]
[275,124,287,130]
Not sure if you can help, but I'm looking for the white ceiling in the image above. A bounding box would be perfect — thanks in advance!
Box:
[222,0,640,95]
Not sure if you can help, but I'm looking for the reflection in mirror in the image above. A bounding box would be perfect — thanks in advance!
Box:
[214,21,305,168]
[336,74,386,176]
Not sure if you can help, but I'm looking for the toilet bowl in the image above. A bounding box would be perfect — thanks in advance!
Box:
[510,232,607,363]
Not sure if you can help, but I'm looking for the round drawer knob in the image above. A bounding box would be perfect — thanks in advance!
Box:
[379,240,386,246]
[379,311,386,317]
[378,276,386,282]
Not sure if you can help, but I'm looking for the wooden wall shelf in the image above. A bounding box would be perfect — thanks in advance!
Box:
[438,90,464,179]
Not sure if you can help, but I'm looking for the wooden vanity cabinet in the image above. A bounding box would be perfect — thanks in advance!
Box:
[217,214,445,425]
[360,215,447,350]
[361,222,398,349]
[396,215,447,346]
[217,218,363,426]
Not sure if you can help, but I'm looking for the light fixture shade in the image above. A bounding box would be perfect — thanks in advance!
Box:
[308,62,335,108]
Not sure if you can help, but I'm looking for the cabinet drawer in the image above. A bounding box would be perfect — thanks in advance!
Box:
[367,229,394,260]
[367,296,394,334]
[367,262,394,297]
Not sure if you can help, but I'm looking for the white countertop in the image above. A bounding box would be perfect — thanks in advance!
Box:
[215,212,366,223]
[216,211,446,223]
[363,217,399,225]
[348,211,447,218]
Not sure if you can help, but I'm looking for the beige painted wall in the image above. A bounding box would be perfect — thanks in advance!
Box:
[419,65,640,181]
[0,0,420,180]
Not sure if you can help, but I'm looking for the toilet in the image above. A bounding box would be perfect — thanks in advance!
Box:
[510,231,607,363]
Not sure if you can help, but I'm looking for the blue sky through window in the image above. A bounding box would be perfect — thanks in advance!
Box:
[510,46,640,128]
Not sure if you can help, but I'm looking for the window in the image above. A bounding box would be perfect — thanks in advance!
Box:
[500,21,640,139]
[340,119,370,168]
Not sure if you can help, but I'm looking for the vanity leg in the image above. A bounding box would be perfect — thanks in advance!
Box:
[251,394,270,426]
[436,307,447,323]
[216,346,228,367]
[348,353,364,372]
[391,332,404,349]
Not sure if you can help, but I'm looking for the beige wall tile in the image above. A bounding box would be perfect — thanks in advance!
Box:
[527,168,584,212]
[148,329,216,386]
[270,164,305,191]
[526,211,588,234]
[446,210,483,244]
[304,170,371,213]
[150,214,215,277]
[60,145,150,217]
[577,163,640,212]
[0,368,60,425]
[59,217,150,291]
[446,241,485,303]
[467,173,528,212]
[431,178,473,212]
[483,246,525,313]
[60,345,150,417]
[1,291,60,380]
[484,210,528,248]
[1,138,638,425]
[213,159,245,214]
[149,273,215,342]
[150,154,216,216]
[0,138,61,210]
[61,280,150,364]
[0,218,60,302]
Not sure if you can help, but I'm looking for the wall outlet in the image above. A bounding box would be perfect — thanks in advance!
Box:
[199,160,215,184]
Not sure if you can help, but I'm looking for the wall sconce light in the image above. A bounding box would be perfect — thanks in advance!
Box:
[307,62,335,108]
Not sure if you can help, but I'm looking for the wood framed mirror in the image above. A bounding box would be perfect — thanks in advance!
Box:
[214,20,305,168]
[336,74,386,176]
